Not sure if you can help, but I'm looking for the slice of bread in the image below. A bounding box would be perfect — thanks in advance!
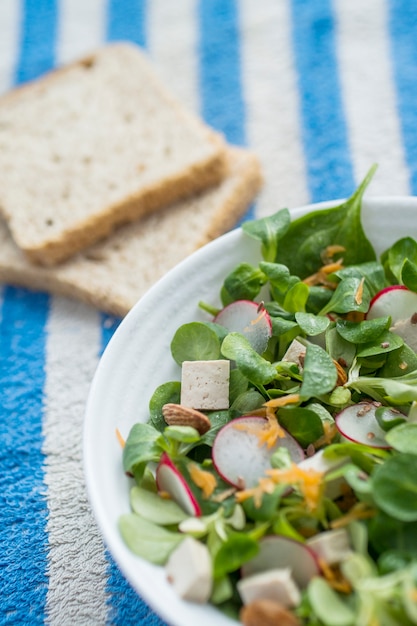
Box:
[0,147,262,317]
[0,43,226,266]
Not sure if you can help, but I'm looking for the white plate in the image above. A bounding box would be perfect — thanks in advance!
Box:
[84,196,417,626]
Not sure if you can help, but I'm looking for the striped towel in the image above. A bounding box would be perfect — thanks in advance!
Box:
[1,1,416,625]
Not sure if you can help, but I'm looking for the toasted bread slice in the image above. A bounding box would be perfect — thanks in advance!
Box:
[0,147,262,317]
[0,43,226,266]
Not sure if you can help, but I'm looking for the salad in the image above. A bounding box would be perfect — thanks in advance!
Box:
[119,166,417,626]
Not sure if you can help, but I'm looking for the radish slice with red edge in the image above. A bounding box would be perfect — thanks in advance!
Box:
[366,285,417,324]
[241,535,320,588]
[334,402,404,448]
[214,300,272,354]
[212,416,304,489]
[156,452,202,516]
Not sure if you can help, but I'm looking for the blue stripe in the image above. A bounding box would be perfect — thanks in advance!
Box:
[388,0,417,193]
[0,3,56,623]
[0,290,50,625]
[290,0,354,202]
[105,6,167,623]
[107,0,147,47]
[198,0,252,222]
[16,0,58,83]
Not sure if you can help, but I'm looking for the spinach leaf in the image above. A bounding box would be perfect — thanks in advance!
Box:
[372,454,417,522]
[386,237,417,283]
[213,533,259,578]
[221,332,277,386]
[278,406,324,446]
[300,343,338,400]
[222,263,266,303]
[320,276,371,316]
[295,312,330,336]
[385,423,417,454]
[171,321,221,364]
[242,208,291,262]
[402,258,417,292]
[336,317,390,344]
[275,165,377,277]
[149,381,181,431]
[123,423,163,477]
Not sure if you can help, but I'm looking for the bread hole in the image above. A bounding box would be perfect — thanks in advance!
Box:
[83,156,92,164]
[81,57,95,70]
[124,113,134,123]
[108,181,117,190]
[137,163,146,173]
[164,146,172,156]
[52,154,61,163]
[62,188,70,199]
[45,218,54,227]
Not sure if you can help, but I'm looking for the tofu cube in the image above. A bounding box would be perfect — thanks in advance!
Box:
[237,568,301,608]
[307,528,352,566]
[282,339,306,371]
[180,360,230,410]
[165,536,212,603]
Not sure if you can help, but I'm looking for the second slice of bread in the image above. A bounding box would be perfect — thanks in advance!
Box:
[0,43,226,266]
[0,147,262,317]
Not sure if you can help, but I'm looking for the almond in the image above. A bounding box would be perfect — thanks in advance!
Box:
[162,403,211,435]
[240,599,300,626]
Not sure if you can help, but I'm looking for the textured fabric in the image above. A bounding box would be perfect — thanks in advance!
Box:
[0,1,416,624]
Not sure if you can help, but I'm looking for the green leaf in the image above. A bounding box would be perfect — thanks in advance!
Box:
[259,261,292,292]
[333,261,387,296]
[300,343,338,400]
[336,317,390,344]
[307,577,355,626]
[278,406,324,446]
[170,322,221,364]
[119,514,183,564]
[295,312,330,336]
[356,330,403,358]
[221,332,277,386]
[164,425,201,443]
[387,237,417,283]
[213,533,259,578]
[149,381,181,431]
[130,486,188,525]
[122,423,163,476]
[385,423,417,454]
[222,263,266,302]
[283,281,309,313]
[402,258,417,292]
[276,165,377,277]
[372,454,417,521]
[242,208,291,262]
[320,276,371,315]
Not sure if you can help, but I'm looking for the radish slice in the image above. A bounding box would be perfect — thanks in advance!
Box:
[366,285,417,324]
[156,453,202,516]
[241,535,320,588]
[212,416,304,489]
[214,300,272,354]
[334,402,402,448]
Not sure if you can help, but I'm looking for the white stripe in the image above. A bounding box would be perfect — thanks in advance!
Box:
[240,0,309,217]
[148,0,199,114]
[57,0,106,64]
[43,298,107,625]
[335,0,409,194]
[0,0,21,93]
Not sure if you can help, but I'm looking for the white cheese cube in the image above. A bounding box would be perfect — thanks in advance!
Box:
[307,528,352,566]
[237,568,301,608]
[180,360,230,410]
[282,339,306,371]
[165,536,212,603]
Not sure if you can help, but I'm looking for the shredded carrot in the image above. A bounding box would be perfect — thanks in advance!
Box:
[189,463,217,498]
[312,421,338,448]
[236,463,324,512]
[318,558,352,594]
[333,359,348,386]
[234,410,287,449]
[354,277,365,305]
[264,393,301,408]
[115,428,125,448]
[250,307,267,326]
[159,490,172,500]
[321,245,346,264]
[330,502,376,529]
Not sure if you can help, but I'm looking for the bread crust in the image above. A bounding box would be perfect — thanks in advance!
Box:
[0,43,227,265]
[0,147,262,317]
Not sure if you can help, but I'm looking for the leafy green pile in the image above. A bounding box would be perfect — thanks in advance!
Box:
[119,166,417,625]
